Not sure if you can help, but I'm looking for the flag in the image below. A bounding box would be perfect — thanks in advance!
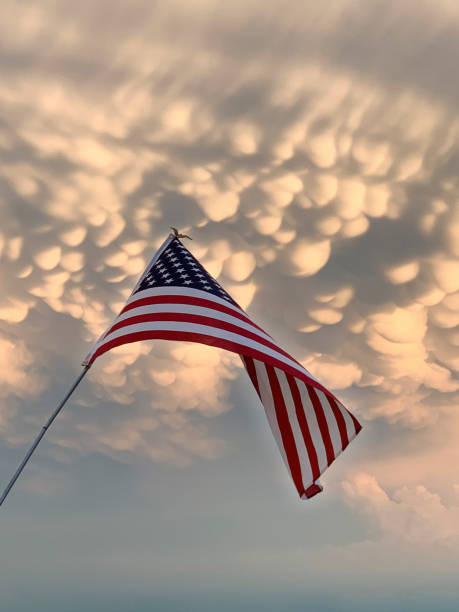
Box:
[84,234,362,499]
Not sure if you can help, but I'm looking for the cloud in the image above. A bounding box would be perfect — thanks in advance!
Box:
[287,239,331,276]
[303,356,362,389]
[0,336,43,399]
[0,0,457,484]
[0,334,46,437]
[342,473,459,547]
[33,341,240,467]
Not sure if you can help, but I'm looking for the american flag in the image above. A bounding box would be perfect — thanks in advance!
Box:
[84,235,362,499]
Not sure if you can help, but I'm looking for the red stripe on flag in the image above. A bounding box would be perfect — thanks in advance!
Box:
[303,483,323,499]
[89,329,338,401]
[286,375,321,483]
[119,294,309,374]
[265,365,304,496]
[104,311,296,363]
[121,294,268,336]
[347,409,362,436]
[242,356,261,398]
[326,395,349,450]
[306,384,335,466]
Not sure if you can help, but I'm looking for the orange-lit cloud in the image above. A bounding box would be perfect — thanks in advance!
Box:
[0,0,457,512]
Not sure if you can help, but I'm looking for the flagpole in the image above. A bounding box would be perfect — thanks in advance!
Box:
[0,365,91,507]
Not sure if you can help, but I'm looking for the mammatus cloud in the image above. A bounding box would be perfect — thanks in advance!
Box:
[0,0,457,510]
[70,342,239,466]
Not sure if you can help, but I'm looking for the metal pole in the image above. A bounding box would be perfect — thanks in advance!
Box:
[0,365,90,507]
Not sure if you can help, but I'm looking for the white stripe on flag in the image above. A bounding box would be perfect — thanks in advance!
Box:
[122,286,324,378]
[98,320,312,377]
[113,303,277,346]
[296,380,329,473]
[339,400,358,441]
[125,286,250,318]
[316,388,343,456]
[275,368,313,489]
[253,359,289,471]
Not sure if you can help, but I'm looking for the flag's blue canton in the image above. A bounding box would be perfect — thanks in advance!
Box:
[135,239,238,306]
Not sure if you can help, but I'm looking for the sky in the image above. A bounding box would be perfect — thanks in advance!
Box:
[1,1,458,610]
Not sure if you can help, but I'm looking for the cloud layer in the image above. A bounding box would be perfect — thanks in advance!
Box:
[0,1,457,543]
